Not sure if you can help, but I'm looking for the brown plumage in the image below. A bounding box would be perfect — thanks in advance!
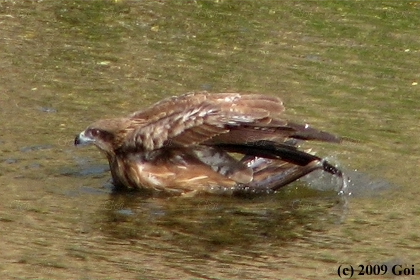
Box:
[74,92,344,195]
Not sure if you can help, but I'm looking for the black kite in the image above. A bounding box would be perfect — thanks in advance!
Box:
[75,92,346,195]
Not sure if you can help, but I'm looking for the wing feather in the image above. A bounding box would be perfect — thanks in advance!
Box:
[120,91,339,151]
[123,92,286,151]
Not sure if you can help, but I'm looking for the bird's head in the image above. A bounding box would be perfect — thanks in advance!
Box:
[75,118,131,155]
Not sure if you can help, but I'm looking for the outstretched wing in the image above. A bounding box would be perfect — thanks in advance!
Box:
[122,91,340,151]
[122,92,286,151]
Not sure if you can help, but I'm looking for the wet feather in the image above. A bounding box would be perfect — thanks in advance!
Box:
[74,91,344,195]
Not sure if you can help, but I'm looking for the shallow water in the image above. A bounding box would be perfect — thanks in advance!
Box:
[1,1,419,279]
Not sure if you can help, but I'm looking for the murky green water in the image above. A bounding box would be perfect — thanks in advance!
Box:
[1,1,419,279]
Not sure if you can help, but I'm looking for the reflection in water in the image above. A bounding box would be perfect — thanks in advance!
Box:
[99,186,344,254]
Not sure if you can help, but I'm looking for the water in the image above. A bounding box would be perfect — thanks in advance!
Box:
[1,1,419,279]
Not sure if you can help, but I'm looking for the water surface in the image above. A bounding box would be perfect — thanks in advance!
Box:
[0,1,419,279]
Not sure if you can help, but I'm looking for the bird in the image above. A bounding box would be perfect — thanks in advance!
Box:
[74,91,345,196]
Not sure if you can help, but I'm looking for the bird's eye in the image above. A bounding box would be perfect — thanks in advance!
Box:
[90,129,101,137]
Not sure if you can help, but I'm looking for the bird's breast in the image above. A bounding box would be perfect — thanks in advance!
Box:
[109,150,238,194]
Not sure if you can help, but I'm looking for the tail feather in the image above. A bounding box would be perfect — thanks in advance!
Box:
[215,141,344,193]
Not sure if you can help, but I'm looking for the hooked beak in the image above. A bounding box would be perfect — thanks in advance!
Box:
[74,131,94,146]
